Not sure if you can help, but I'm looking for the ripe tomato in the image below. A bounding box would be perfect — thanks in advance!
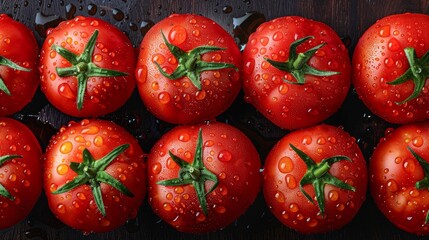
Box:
[263,124,367,233]
[0,117,42,229]
[353,13,429,124]
[39,16,135,117]
[242,16,351,130]
[0,14,39,116]
[147,122,261,233]
[43,119,146,233]
[136,14,242,124]
[370,121,429,235]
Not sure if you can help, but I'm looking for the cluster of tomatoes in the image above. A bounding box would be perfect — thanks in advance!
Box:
[0,11,429,236]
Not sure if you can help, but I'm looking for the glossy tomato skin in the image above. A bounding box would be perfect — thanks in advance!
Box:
[43,119,146,233]
[147,122,261,233]
[0,14,39,116]
[0,117,42,229]
[263,124,367,233]
[39,16,135,117]
[242,16,351,130]
[370,121,429,235]
[136,14,242,124]
[353,13,429,124]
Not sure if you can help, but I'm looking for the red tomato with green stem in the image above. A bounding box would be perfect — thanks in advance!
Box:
[39,16,136,117]
[43,119,146,233]
[263,124,367,233]
[0,117,42,229]
[0,14,39,116]
[370,121,429,235]
[147,122,261,233]
[136,14,242,124]
[353,13,429,124]
[242,16,351,130]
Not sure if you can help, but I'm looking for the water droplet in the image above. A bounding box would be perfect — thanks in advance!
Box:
[386,179,399,192]
[57,204,66,214]
[169,25,187,45]
[378,25,391,37]
[289,203,299,213]
[158,92,171,104]
[317,137,326,145]
[151,163,162,174]
[328,190,339,201]
[274,191,285,203]
[112,8,125,21]
[140,20,155,37]
[60,141,73,154]
[410,189,420,197]
[336,203,345,211]
[412,137,424,147]
[214,205,226,214]
[94,54,103,62]
[174,187,184,194]
[195,90,207,101]
[286,174,297,189]
[77,192,86,200]
[387,38,401,51]
[81,126,99,134]
[222,5,232,14]
[94,136,104,147]
[35,12,64,37]
[233,12,266,47]
[163,203,172,211]
[403,158,416,173]
[278,156,294,173]
[100,219,111,227]
[195,212,206,222]
[8,174,17,182]
[87,3,97,15]
[260,36,269,46]
[65,3,76,19]
[57,164,69,175]
[49,183,58,192]
[306,218,318,227]
[219,186,228,196]
[218,150,232,162]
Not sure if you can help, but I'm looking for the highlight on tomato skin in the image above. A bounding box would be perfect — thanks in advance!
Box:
[370,121,429,236]
[39,16,136,118]
[135,13,242,125]
[0,117,43,230]
[242,16,351,130]
[0,14,39,117]
[352,13,429,124]
[43,119,147,233]
[146,122,261,233]
[263,124,368,234]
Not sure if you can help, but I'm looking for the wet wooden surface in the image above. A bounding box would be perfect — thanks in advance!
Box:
[0,0,429,239]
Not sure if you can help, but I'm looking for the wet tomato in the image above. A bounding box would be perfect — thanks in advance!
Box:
[242,16,351,130]
[136,14,242,124]
[0,117,42,229]
[43,119,146,233]
[353,13,429,124]
[39,16,136,117]
[370,121,429,235]
[147,122,261,233]
[0,14,39,116]
[263,124,367,233]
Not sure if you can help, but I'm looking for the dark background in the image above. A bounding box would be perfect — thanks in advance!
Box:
[0,0,429,239]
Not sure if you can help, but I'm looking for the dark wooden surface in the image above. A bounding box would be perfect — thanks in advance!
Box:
[0,0,429,239]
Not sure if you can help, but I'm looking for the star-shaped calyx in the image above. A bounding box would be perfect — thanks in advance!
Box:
[157,128,219,215]
[51,30,128,110]
[53,144,133,217]
[387,48,429,104]
[154,31,237,90]
[265,36,339,84]
[290,144,355,217]
[0,56,30,95]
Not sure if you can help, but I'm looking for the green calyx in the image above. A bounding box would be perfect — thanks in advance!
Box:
[407,147,429,224]
[0,56,31,96]
[52,30,128,111]
[265,36,339,85]
[53,144,134,217]
[0,155,22,200]
[157,128,219,216]
[387,47,429,104]
[290,144,355,217]
[154,31,237,90]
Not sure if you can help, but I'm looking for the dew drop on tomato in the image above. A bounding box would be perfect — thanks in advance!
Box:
[274,190,285,203]
[158,92,171,104]
[328,190,339,201]
[195,212,206,222]
[386,179,399,192]
[151,163,162,175]
[218,150,232,162]
[286,174,297,189]
[168,25,187,45]
[378,25,391,37]
[99,219,110,227]
[306,218,318,228]
[58,83,76,99]
[178,133,190,142]
[56,164,69,175]
[412,136,424,147]
[214,205,226,214]
[60,141,73,154]
[278,156,294,173]
[289,203,299,213]
[57,204,66,214]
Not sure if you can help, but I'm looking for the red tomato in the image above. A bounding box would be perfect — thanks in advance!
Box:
[39,16,136,117]
[43,119,146,233]
[136,14,242,124]
[0,14,39,116]
[353,13,429,124]
[263,124,367,233]
[0,117,42,229]
[242,16,351,130]
[147,122,261,233]
[370,121,429,235]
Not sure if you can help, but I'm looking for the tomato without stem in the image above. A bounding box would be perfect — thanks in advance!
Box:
[136,14,242,124]
[353,13,429,124]
[370,121,429,235]
[39,16,136,117]
[242,16,351,130]
[0,117,42,229]
[147,122,261,233]
[263,124,367,233]
[43,119,146,233]
[0,14,39,116]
